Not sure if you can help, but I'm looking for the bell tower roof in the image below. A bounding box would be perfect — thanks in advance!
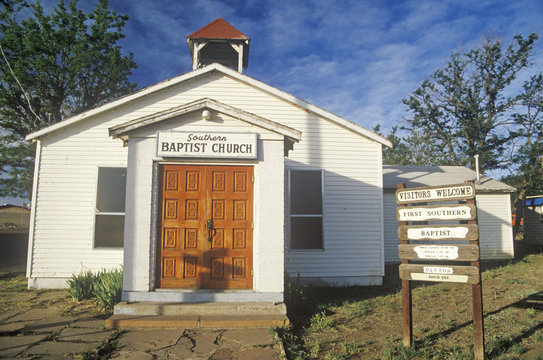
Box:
[187,18,250,73]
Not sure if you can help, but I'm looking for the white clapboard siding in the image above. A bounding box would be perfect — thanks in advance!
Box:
[383,192,400,263]
[383,192,514,263]
[30,70,384,282]
[477,194,514,259]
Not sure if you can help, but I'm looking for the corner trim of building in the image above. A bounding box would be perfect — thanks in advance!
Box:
[26,139,42,281]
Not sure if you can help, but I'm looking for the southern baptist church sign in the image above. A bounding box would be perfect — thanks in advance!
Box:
[157,131,257,159]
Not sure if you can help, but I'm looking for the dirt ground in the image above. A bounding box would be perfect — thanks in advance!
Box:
[0,273,283,359]
[284,253,543,359]
[2,253,543,359]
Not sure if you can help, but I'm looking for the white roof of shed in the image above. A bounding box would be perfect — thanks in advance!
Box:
[26,63,391,147]
[383,165,516,193]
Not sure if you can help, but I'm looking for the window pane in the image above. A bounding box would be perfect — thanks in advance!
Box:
[96,168,126,213]
[290,217,323,250]
[95,214,124,248]
[290,171,322,214]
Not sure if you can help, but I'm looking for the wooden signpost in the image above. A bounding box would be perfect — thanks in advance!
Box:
[396,181,485,359]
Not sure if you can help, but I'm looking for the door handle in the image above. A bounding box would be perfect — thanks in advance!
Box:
[207,220,215,242]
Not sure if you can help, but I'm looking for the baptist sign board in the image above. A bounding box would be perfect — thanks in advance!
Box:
[157,131,257,159]
[396,182,485,358]
[398,224,479,241]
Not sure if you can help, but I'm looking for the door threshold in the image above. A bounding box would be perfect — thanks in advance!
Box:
[154,289,253,293]
[122,290,283,303]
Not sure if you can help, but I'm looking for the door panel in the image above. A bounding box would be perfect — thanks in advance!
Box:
[158,165,253,289]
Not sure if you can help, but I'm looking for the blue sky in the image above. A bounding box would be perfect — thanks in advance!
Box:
[96,0,543,133]
[3,0,542,205]
[35,0,543,132]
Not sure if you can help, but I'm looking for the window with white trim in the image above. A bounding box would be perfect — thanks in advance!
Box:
[289,170,323,250]
[94,167,126,248]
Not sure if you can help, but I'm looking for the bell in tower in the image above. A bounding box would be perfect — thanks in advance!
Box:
[187,18,250,73]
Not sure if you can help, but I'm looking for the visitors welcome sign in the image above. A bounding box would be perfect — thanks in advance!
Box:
[157,131,257,159]
[395,183,475,204]
[396,181,484,359]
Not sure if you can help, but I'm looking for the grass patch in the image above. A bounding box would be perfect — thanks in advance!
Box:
[0,271,26,292]
[307,311,334,333]
[279,253,543,359]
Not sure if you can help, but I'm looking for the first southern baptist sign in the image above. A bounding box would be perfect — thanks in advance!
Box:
[157,131,257,159]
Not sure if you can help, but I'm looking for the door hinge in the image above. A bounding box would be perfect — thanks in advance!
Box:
[252,174,255,183]
[251,269,254,276]
[251,221,254,229]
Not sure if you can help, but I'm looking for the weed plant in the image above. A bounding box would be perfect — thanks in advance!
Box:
[67,270,97,301]
[308,311,334,333]
[93,268,123,311]
[66,268,123,312]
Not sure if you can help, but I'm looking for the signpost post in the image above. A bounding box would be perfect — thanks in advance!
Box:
[396,181,485,359]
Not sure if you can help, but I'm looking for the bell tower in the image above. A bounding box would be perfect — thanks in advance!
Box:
[187,18,250,73]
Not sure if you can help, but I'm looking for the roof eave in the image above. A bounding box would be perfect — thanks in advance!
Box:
[27,63,388,146]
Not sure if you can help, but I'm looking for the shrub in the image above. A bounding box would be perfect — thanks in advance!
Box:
[67,268,123,311]
[93,268,123,311]
[67,270,97,301]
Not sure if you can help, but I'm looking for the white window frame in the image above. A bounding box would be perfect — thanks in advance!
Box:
[288,169,324,251]
[92,166,126,249]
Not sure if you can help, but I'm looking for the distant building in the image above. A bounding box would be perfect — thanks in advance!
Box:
[524,196,543,245]
[0,204,31,270]
[0,204,30,230]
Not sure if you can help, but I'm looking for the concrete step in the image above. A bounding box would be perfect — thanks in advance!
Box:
[106,301,290,329]
[113,301,287,316]
[105,314,289,329]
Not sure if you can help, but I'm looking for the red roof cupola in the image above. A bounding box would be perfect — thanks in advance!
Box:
[187,18,250,73]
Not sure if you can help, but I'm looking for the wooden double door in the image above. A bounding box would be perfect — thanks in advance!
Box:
[158,165,254,289]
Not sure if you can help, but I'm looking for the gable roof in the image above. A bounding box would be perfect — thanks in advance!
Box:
[0,204,30,211]
[188,18,249,40]
[383,165,516,193]
[26,63,392,147]
[109,97,301,141]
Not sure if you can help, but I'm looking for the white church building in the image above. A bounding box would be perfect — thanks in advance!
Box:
[25,19,515,310]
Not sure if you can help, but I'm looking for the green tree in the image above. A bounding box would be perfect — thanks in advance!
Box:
[374,125,450,166]
[504,73,543,232]
[512,74,543,197]
[0,0,137,197]
[402,33,538,173]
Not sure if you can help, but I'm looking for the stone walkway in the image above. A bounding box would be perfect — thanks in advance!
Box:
[0,290,284,359]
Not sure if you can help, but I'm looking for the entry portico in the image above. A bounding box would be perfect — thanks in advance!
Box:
[111,98,300,302]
